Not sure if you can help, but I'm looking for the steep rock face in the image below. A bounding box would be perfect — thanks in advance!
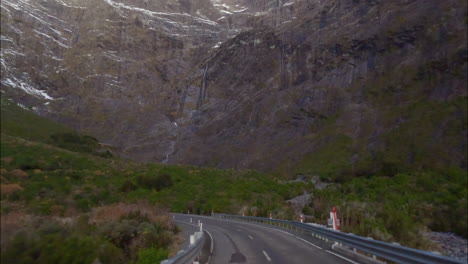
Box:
[1,0,230,161]
[1,0,467,175]
[0,0,307,162]
[170,0,467,174]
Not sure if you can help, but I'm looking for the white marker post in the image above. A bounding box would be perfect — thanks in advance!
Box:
[269,213,272,219]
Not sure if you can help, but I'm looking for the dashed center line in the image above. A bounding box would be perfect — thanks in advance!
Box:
[248,235,254,240]
[262,250,272,262]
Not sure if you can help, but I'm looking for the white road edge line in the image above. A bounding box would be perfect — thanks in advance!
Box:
[173,216,356,264]
[205,229,214,264]
[290,234,322,250]
[248,235,254,240]
[205,229,214,254]
[174,215,357,264]
[325,250,360,264]
[262,250,272,262]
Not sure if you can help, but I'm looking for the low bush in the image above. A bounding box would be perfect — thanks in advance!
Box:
[136,174,173,191]
[49,133,100,155]
[1,206,176,264]
[133,247,168,264]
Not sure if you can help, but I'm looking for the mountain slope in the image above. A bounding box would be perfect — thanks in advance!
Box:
[170,0,467,175]
[1,0,466,176]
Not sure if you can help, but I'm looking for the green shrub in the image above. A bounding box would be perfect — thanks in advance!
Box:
[1,231,97,264]
[134,247,168,264]
[120,180,137,193]
[136,174,173,191]
[49,133,98,154]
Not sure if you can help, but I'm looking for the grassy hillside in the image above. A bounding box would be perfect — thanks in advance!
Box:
[1,97,466,260]
[0,99,307,263]
[0,99,75,142]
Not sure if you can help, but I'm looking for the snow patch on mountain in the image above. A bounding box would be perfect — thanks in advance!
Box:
[1,76,53,100]
[102,0,218,26]
[53,0,86,9]
[32,29,70,48]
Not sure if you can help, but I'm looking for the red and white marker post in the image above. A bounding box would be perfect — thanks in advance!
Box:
[300,214,304,223]
[331,207,339,231]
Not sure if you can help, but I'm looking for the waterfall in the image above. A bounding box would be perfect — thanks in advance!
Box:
[197,64,208,109]
[162,122,178,164]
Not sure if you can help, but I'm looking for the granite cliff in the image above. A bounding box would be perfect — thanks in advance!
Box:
[1,0,466,177]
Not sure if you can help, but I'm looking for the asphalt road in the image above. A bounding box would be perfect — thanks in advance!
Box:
[173,214,359,264]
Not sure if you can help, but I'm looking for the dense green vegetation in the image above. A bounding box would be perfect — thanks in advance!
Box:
[1,96,466,259]
[0,134,305,217]
[286,71,468,247]
[294,95,467,181]
[0,98,307,263]
[310,169,467,248]
[1,212,174,264]
[290,99,467,248]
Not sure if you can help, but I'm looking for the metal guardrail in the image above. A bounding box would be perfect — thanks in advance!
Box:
[161,219,206,264]
[213,213,466,264]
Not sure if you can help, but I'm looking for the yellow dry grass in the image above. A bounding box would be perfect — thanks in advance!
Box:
[0,183,23,194]
[89,201,170,227]
[10,169,28,179]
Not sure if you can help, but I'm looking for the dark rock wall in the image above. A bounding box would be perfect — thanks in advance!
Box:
[1,0,466,175]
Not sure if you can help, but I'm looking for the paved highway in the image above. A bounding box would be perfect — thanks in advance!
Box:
[173,214,360,264]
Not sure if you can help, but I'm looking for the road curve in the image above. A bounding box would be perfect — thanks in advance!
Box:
[173,214,359,264]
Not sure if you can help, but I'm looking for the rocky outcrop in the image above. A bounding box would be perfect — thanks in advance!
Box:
[423,232,468,260]
[1,0,466,175]
[287,192,311,215]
